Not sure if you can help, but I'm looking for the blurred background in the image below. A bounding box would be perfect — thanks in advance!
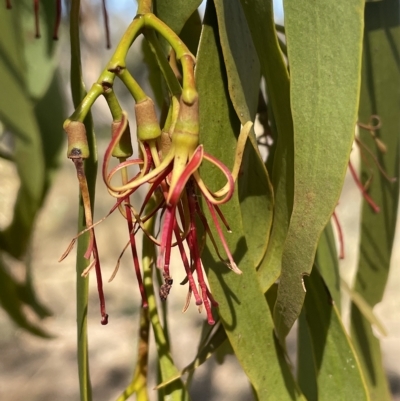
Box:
[0,1,399,400]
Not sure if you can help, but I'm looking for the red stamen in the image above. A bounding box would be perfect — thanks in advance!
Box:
[204,198,242,274]
[188,220,215,323]
[214,205,232,232]
[174,223,202,305]
[348,161,380,213]
[206,287,219,308]
[34,0,40,38]
[187,182,216,325]
[126,203,148,308]
[193,198,229,263]
[101,0,111,49]
[53,0,62,40]
[332,211,344,259]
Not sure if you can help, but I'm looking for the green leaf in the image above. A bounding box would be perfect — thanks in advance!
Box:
[300,268,369,401]
[0,2,62,259]
[315,222,341,310]
[0,2,63,335]
[154,0,202,35]
[213,0,273,268]
[17,0,58,99]
[0,257,51,338]
[179,9,202,56]
[273,0,365,343]
[196,3,305,399]
[0,74,45,258]
[0,6,25,86]
[155,323,228,390]
[239,0,295,292]
[350,2,400,399]
[297,309,318,401]
[342,280,387,337]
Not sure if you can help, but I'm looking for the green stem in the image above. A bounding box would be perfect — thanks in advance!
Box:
[103,89,123,121]
[107,16,145,67]
[143,29,182,97]
[143,14,192,60]
[137,0,152,14]
[70,83,103,122]
[68,7,195,122]
[70,1,97,400]
[115,307,150,401]
[142,204,190,401]
[118,69,148,102]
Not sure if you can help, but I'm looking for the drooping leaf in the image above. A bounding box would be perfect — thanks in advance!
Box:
[155,323,228,390]
[18,0,58,99]
[196,3,305,399]
[315,222,341,310]
[297,309,318,401]
[179,9,202,56]
[350,2,400,399]
[213,0,273,268]
[300,268,369,401]
[273,0,365,343]
[0,60,45,258]
[0,257,51,338]
[343,280,387,337]
[0,2,63,259]
[239,0,294,292]
[154,0,202,36]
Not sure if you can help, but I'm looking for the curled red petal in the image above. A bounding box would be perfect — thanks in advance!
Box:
[167,145,204,206]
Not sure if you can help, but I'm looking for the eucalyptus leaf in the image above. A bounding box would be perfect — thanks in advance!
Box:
[154,0,202,35]
[196,3,305,399]
[301,268,369,401]
[350,1,400,399]
[297,310,318,401]
[315,222,341,310]
[0,257,51,338]
[213,0,273,269]
[239,0,294,292]
[17,0,58,99]
[154,323,227,390]
[273,0,364,343]
[0,77,45,258]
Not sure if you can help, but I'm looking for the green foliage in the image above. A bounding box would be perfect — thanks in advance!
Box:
[350,1,400,399]
[273,0,365,344]
[0,1,64,337]
[1,0,399,400]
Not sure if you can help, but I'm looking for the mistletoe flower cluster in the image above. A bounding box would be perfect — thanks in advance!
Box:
[60,11,249,325]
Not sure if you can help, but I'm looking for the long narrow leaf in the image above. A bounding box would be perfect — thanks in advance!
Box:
[239,0,295,292]
[301,268,369,401]
[213,0,273,269]
[197,3,305,399]
[350,2,400,399]
[273,0,365,343]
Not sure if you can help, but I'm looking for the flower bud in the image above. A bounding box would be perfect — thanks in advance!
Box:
[135,98,161,141]
[64,120,89,159]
